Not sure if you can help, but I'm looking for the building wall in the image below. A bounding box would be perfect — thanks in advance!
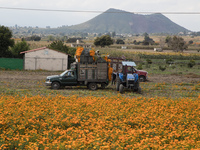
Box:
[71,43,92,49]
[24,48,68,71]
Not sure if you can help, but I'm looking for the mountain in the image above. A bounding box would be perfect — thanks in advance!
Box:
[64,8,189,34]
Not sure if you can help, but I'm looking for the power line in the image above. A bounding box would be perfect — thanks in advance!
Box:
[0,7,200,14]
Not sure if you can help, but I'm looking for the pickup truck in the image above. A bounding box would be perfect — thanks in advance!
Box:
[132,67,148,82]
[45,62,110,90]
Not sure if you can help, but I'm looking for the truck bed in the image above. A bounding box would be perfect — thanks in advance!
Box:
[77,63,108,82]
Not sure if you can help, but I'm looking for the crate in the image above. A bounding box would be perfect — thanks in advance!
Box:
[77,63,108,81]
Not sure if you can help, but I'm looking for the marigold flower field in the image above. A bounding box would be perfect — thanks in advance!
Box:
[0,93,200,149]
[0,56,200,149]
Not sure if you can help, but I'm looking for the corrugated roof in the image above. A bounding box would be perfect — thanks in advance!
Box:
[20,47,69,55]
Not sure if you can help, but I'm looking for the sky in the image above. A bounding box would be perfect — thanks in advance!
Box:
[0,0,200,32]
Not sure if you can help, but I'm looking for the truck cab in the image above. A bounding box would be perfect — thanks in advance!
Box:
[45,70,78,89]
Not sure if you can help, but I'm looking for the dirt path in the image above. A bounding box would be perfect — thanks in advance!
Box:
[149,73,200,84]
[0,71,199,90]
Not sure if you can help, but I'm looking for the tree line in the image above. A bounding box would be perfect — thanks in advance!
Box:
[93,33,189,52]
[0,25,76,58]
[0,25,193,59]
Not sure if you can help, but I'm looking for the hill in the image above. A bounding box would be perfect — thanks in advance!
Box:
[10,8,190,36]
[64,8,189,34]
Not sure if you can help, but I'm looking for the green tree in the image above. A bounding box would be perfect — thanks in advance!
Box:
[48,35,55,42]
[48,40,68,53]
[0,25,14,57]
[165,36,172,47]
[142,33,155,45]
[31,35,41,41]
[94,35,113,47]
[68,47,76,56]
[165,36,188,52]
[116,39,125,44]
[11,40,30,58]
[188,40,193,45]
[48,40,76,56]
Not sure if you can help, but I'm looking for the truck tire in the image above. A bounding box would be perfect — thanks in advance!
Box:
[119,84,124,94]
[88,83,98,91]
[51,82,60,90]
[139,76,146,82]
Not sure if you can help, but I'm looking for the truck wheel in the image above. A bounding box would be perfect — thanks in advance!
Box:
[119,84,124,94]
[51,82,60,90]
[139,76,145,82]
[88,83,98,91]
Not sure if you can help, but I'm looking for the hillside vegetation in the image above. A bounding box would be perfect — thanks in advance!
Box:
[67,8,189,34]
[10,8,190,36]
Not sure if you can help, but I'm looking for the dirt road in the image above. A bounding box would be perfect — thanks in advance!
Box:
[0,71,199,90]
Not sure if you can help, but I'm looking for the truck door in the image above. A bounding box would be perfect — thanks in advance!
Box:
[62,71,77,85]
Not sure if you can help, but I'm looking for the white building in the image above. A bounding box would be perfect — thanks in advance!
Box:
[20,47,68,71]
[71,40,92,49]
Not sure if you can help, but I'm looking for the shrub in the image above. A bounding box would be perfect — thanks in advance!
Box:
[146,59,152,64]
[159,66,166,71]
[187,60,196,68]
[171,66,176,69]
[166,58,174,64]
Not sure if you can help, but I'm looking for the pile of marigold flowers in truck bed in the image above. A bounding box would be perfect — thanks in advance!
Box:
[0,94,200,149]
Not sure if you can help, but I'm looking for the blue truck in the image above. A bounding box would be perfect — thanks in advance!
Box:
[116,61,141,94]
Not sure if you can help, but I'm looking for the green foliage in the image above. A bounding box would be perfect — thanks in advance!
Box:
[187,60,196,68]
[166,58,174,64]
[146,59,152,64]
[165,36,188,52]
[66,38,82,43]
[159,66,166,71]
[170,65,176,69]
[116,39,125,44]
[48,41,68,53]
[48,35,55,42]
[68,47,76,56]
[0,25,15,57]
[188,40,193,45]
[142,33,155,45]
[23,35,41,41]
[11,40,30,58]
[48,40,76,56]
[94,35,113,47]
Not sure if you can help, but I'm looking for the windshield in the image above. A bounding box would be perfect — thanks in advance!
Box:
[60,70,69,76]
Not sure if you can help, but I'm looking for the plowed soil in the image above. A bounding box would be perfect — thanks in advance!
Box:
[0,71,200,90]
